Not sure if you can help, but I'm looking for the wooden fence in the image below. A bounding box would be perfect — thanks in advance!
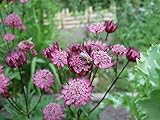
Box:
[54,6,116,29]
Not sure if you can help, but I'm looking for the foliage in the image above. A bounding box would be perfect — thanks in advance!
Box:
[107,44,160,120]
[114,0,160,50]
[60,0,111,11]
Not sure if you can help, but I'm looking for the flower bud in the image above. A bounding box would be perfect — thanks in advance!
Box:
[126,48,140,62]
[104,20,118,33]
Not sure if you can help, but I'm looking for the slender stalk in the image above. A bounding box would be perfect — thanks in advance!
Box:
[9,97,25,112]
[105,33,109,41]
[88,61,130,114]
[18,68,29,118]
[115,55,119,77]
[91,67,98,84]
[28,92,42,115]
[68,106,76,118]
[77,109,81,120]
[7,98,24,114]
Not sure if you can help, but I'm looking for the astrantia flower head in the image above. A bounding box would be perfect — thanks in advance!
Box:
[18,39,37,56]
[92,51,113,68]
[67,44,92,76]
[4,33,15,42]
[126,48,140,62]
[84,40,108,51]
[61,77,93,107]
[87,23,105,34]
[0,74,10,95]
[0,65,4,74]
[43,103,64,120]
[43,42,59,59]
[5,50,27,68]
[43,42,67,68]
[51,50,68,68]
[111,44,127,55]
[104,20,118,33]
[5,13,23,29]
[33,69,54,91]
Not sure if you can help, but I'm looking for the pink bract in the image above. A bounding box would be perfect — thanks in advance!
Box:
[43,103,64,120]
[33,69,54,91]
[0,74,10,95]
[111,44,127,55]
[87,23,105,34]
[92,51,113,68]
[61,77,93,108]
[5,13,23,29]
[4,33,15,42]
[5,50,27,68]
[126,48,140,62]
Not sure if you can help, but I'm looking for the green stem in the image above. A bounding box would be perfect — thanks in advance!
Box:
[88,61,130,114]
[18,68,29,118]
[28,91,42,115]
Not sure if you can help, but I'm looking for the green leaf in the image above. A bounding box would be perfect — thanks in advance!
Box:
[136,44,160,87]
[138,89,160,120]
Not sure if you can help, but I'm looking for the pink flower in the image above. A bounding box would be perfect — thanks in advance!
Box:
[67,44,92,76]
[43,103,64,120]
[5,13,23,29]
[18,39,37,56]
[126,48,140,62]
[0,65,4,74]
[92,51,113,68]
[5,50,27,68]
[111,44,127,55]
[0,74,10,95]
[43,42,67,68]
[61,77,93,107]
[87,23,105,34]
[33,69,54,90]
[19,0,28,3]
[4,33,15,42]
[51,50,68,68]
[104,20,118,33]
[17,24,26,31]
[84,40,108,51]
[43,43,59,59]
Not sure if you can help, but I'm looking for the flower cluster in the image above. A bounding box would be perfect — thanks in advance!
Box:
[43,103,64,120]
[5,50,27,68]
[33,69,54,92]
[43,43,68,68]
[5,13,25,30]
[0,74,10,97]
[61,77,93,107]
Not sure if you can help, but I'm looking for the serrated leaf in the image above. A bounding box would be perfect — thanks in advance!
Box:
[137,89,160,120]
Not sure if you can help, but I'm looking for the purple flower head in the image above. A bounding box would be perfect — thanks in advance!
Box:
[61,77,93,108]
[0,65,4,74]
[111,44,127,55]
[84,40,108,51]
[18,39,37,56]
[43,103,64,120]
[104,20,118,33]
[43,42,67,68]
[17,24,26,31]
[92,51,113,68]
[33,69,54,91]
[5,13,23,29]
[4,33,15,42]
[67,44,92,76]
[0,74,10,95]
[126,48,140,62]
[19,0,28,3]
[51,50,68,68]
[5,50,27,68]
[43,42,59,59]
[87,23,105,34]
